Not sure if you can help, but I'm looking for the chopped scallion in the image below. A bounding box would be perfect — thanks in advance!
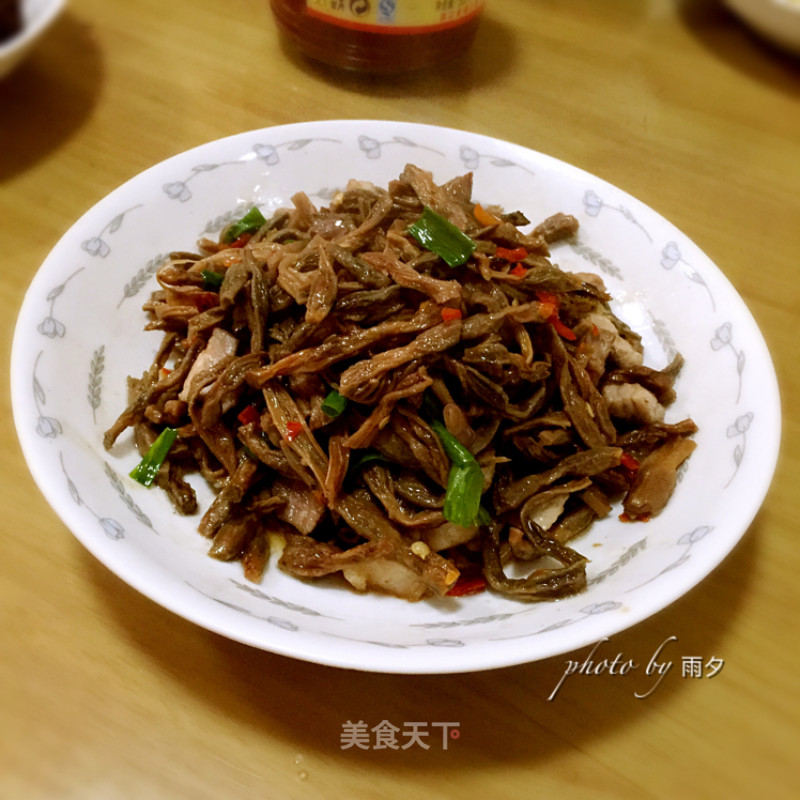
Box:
[431,420,474,468]
[431,420,484,526]
[129,427,178,487]
[408,207,476,268]
[321,389,348,418]
[443,462,484,528]
[348,451,388,475]
[222,207,267,243]
[476,505,492,527]
[201,269,224,290]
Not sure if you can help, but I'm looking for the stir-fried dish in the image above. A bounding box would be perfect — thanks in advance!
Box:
[104,165,696,602]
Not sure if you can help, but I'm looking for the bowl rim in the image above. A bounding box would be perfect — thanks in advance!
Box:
[0,0,66,57]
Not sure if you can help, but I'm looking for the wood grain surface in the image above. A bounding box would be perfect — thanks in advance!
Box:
[1,1,798,797]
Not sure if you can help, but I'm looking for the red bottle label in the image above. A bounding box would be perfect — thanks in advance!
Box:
[306,0,484,35]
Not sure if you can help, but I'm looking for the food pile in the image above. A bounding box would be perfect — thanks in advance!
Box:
[105,165,696,602]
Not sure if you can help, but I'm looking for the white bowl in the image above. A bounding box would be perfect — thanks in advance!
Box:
[725,0,800,55]
[0,0,65,79]
[11,120,781,673]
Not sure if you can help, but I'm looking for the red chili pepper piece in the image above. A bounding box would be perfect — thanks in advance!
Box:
[446,575,487,597]
[237,405,261,426]
[441,307,463,322]
[474,204,502,227]
[510,263,527,277]
[228,233,253,249]
[535,289,559,307]
[550,315,577,341]
[495,246,528,262]
[533,289,576,340]
[285,421,303,442]
[620,452,640,471]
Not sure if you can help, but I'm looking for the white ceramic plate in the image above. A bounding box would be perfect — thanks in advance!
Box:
[11,120,781,673]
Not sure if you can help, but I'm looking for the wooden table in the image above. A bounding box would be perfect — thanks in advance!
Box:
[1,1,798,797]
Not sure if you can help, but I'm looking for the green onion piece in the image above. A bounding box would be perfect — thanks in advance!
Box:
[321,389,348,418]
[431,420,484,526]
[201,269,224,290]
[443,462,484,528]
[222,207,267,243]
[407,207,476,268]
[129,427,178,487]
[431,420,474,468]
[476,505,492,527]
[348,451,388,476]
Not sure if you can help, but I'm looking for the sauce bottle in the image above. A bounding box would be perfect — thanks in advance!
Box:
[269,0,485,73]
